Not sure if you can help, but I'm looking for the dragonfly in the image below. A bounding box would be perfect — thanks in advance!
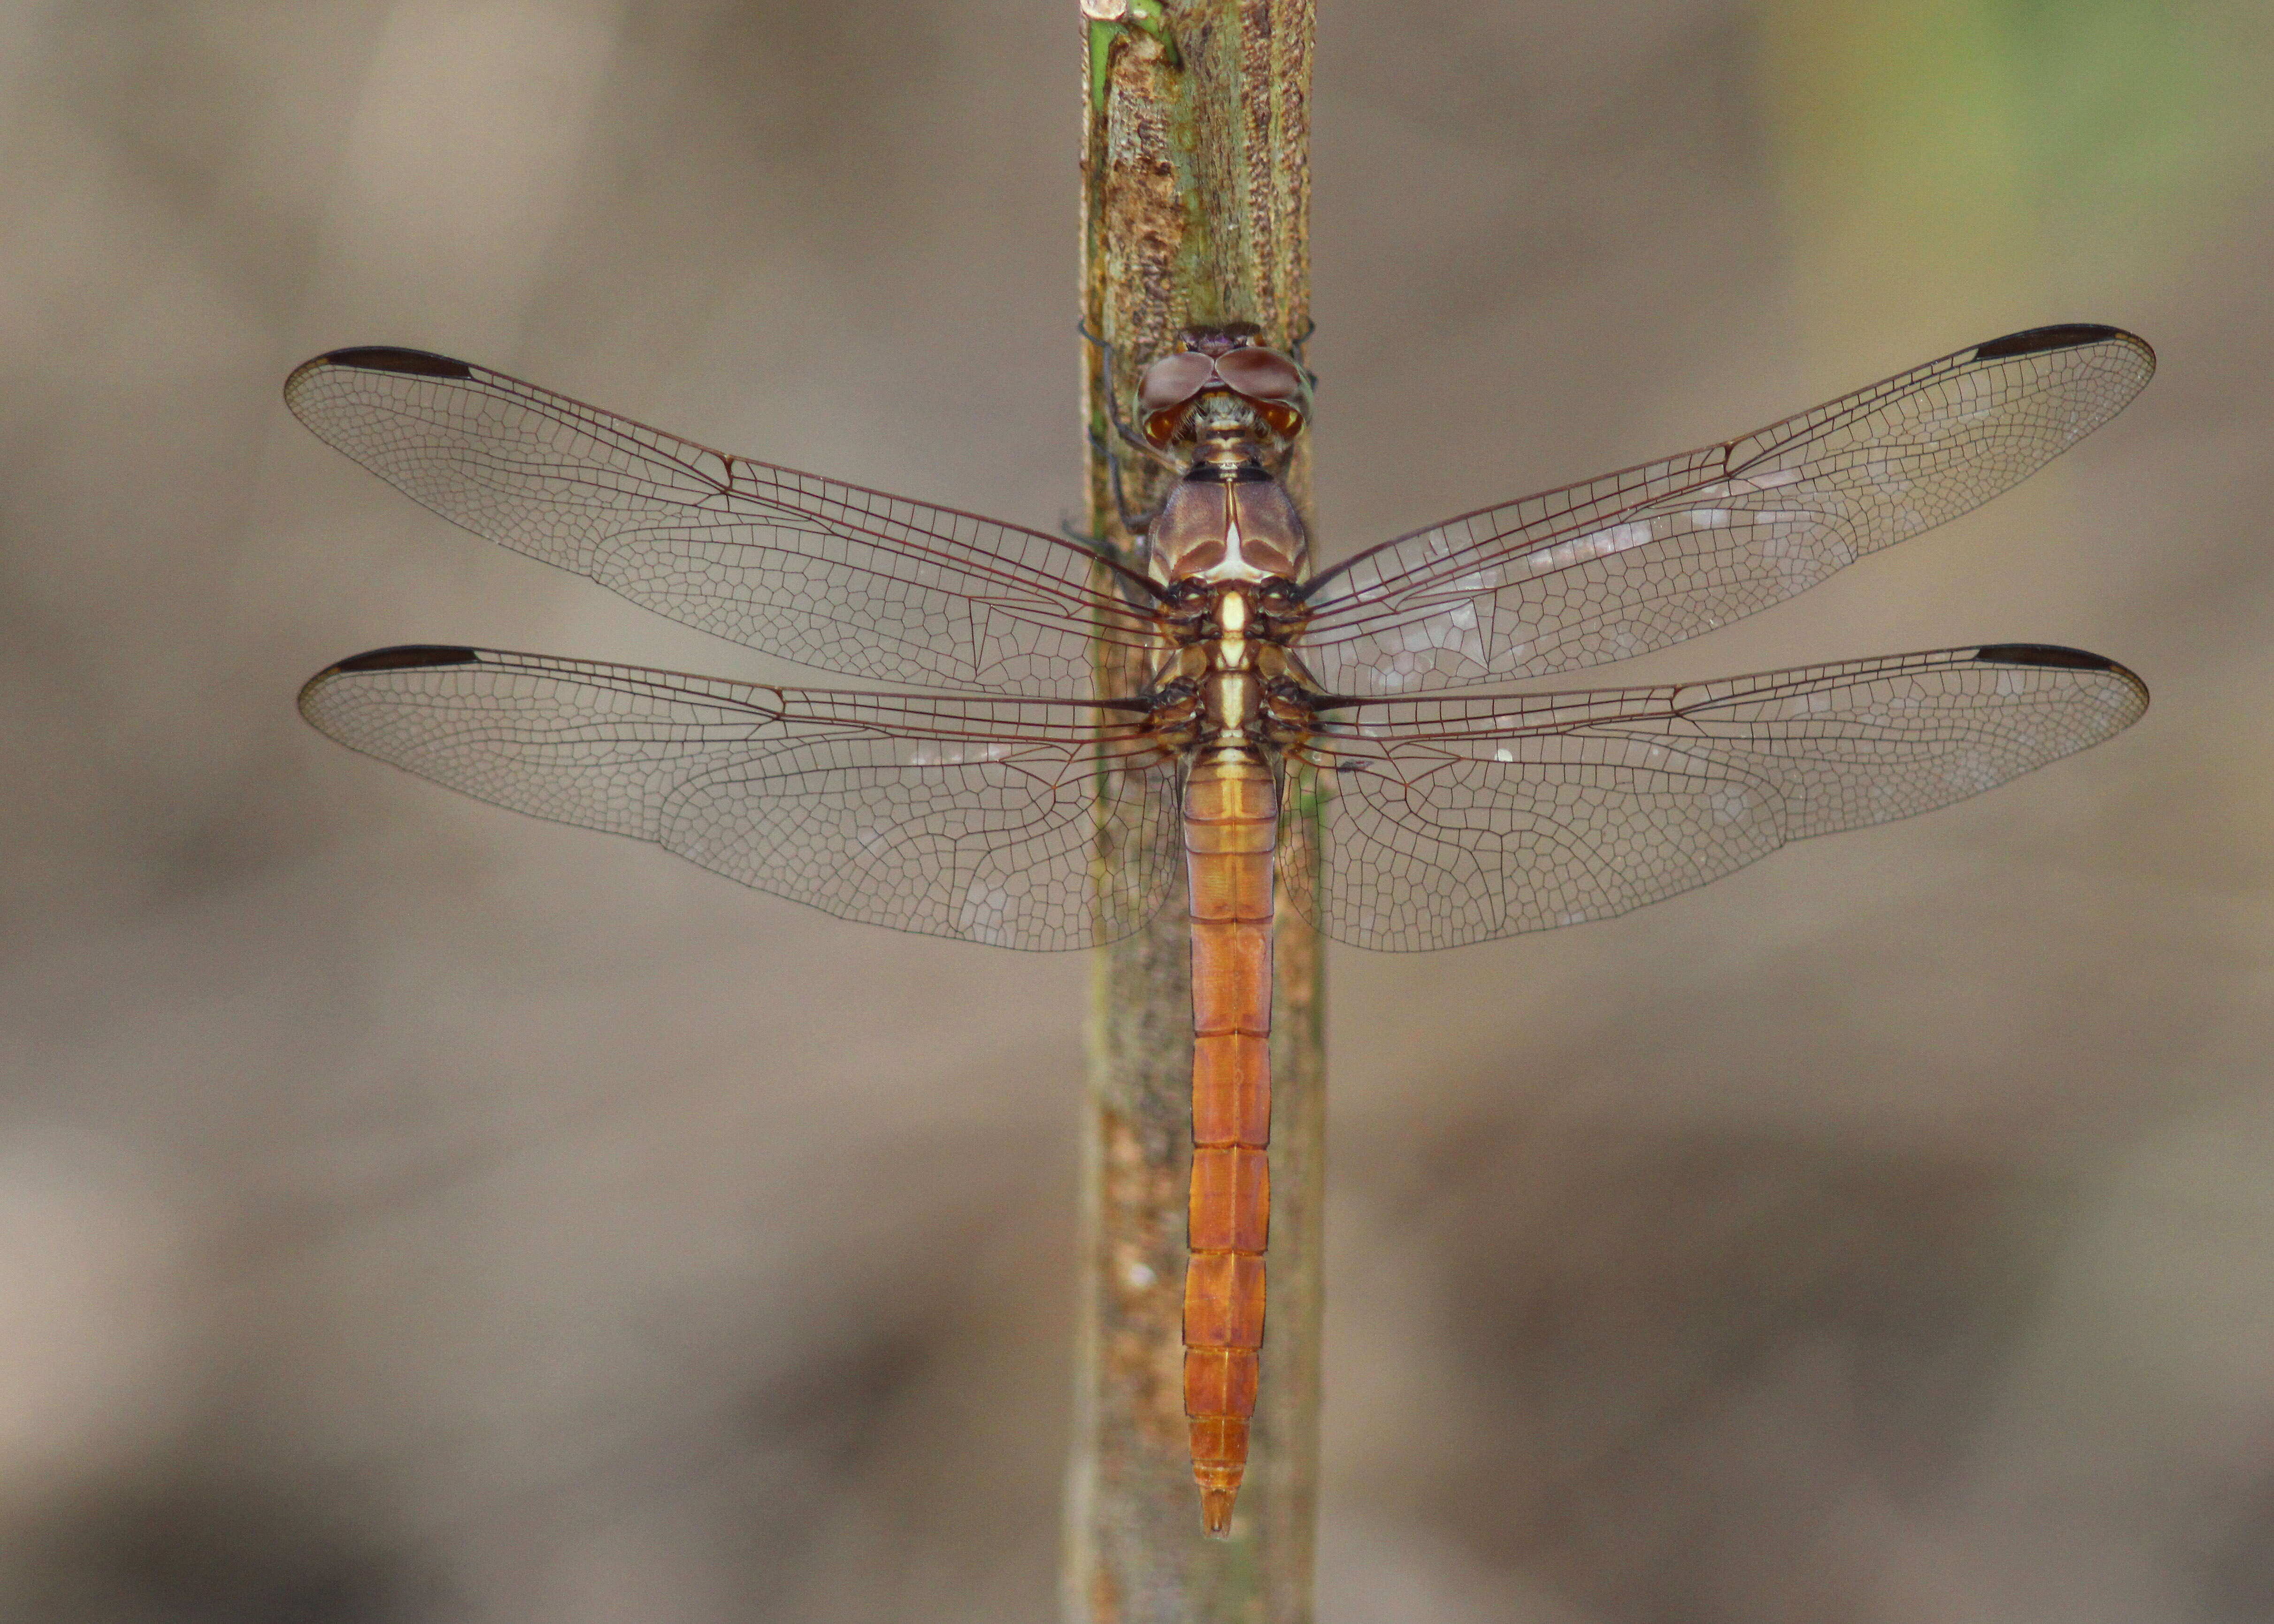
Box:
[289,320,2152,1536]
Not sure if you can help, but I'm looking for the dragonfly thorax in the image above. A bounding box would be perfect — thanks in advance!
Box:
[1147,463,1312,587]
[1144,579,1321,756]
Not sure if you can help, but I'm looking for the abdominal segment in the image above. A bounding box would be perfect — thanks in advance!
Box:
[1181,756,1277,1536]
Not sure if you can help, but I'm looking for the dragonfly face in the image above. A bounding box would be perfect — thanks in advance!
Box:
[1134,322,1312,451]
[287,320,2155,1534]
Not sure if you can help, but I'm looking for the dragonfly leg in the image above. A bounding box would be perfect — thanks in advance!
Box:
[1287,315,1317,370]
[1093,425,1152,536]
[1079,321,1184,474]
[1282,320,1318,483]
[1055,513,1119,555]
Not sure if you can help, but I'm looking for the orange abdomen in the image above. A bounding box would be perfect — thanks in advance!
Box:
[1181,755,1276,1537]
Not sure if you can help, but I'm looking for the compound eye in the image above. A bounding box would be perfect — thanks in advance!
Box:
[1214,347,1305,403]
[1136,351,1218,414]
[1256,400,1305,438]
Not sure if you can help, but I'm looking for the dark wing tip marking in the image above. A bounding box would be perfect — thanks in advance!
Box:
[1974,642,2114,671]
[1970,324,2130,360]
[300,644,482,717]
[322,643,484,676]
[309,346,476,380]
[1974,642,2148,707]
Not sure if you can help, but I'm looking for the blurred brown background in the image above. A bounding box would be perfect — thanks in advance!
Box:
[2,1,2270,1619]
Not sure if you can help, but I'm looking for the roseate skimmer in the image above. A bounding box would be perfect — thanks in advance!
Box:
[289,321,2151,1535]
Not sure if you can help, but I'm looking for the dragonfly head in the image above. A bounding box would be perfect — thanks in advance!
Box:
[1136,324,1311,453]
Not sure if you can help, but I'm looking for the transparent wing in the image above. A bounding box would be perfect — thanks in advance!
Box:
[1281,643,2147,950]
[285,349,1158,692]
[299,645,1181,951]
[1298,326,2154,695]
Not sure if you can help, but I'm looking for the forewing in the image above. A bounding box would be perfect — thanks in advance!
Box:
[285,348,1156,692]
[1300,326,2155,695]
[1288,644,2147,950]
[299,646,1181,951]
